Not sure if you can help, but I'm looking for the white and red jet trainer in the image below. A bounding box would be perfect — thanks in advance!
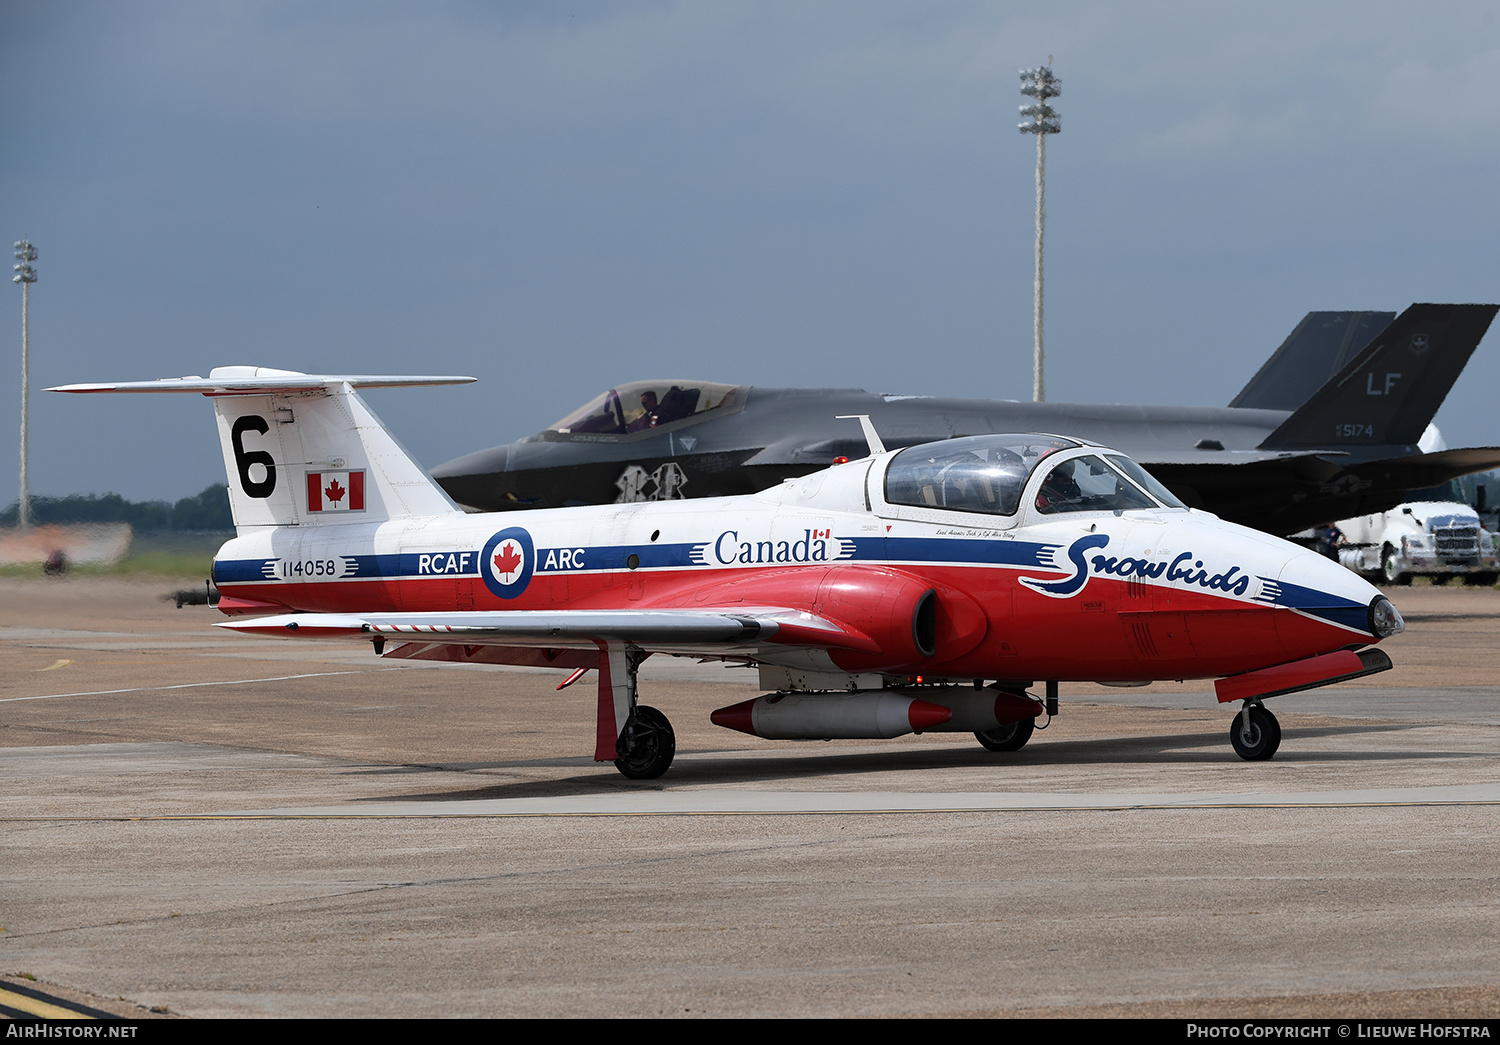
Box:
[52,368,1404,779]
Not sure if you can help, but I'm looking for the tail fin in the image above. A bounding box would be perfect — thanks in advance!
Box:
[1258,304,1498,451]
[50,367,474,530]
[1230,310,1396,411]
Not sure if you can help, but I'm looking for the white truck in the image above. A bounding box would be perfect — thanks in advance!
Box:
[1326,501,1499,586]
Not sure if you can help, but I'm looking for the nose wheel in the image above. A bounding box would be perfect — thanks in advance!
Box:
[614,705,676,779]
[1229,703,1281,761]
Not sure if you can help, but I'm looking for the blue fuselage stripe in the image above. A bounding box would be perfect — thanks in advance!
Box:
[212,539,1365,632]
[215,536,1058,584]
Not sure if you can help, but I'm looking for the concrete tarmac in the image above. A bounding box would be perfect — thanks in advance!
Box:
[2,577,1498,1018]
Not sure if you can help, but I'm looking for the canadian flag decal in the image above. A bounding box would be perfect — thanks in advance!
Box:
[307,471,366,512]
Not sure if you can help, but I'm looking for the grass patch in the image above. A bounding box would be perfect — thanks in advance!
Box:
[0,531,231,581]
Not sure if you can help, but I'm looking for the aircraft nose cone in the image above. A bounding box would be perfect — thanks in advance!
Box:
[1369,594,1404,638]
[430,445,512,510]
[431,443,508,479]
[1272,541,1397,641]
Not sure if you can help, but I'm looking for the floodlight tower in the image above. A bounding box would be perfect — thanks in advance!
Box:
[13,240,37,530]
[1019,62,1060,402]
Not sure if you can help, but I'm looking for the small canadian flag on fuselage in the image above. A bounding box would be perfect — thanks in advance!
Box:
[307,471,366,512]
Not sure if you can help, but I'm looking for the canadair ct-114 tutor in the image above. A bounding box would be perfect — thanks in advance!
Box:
[53,368,1407,778]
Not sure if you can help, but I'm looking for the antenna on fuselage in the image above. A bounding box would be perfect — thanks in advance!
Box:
[835,414,887,457]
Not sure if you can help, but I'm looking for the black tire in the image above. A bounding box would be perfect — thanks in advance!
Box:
[975,717,1035,753]
[614,705,676,780]
[1229,705,1281,761]
[1382,547,1411,586]
[1431,573,1452,586]
[1464,572,1499,588]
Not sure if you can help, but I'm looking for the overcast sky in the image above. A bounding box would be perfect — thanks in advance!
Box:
[3,1,1499,502]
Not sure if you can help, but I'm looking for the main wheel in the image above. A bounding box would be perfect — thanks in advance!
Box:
[1229,705,1281,761]
[975,718,1035,752]
[1382,547,1411,586]
[614,705,676,779]
[1465,572,1499,588]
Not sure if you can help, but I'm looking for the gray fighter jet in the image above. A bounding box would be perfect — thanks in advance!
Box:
[432,304,1500,535]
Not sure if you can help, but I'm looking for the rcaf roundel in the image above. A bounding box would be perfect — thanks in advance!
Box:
[480,526,534,600]
[307,471,366,512]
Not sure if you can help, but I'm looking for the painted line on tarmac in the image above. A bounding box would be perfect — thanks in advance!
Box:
[0,667,415,703]
[8,783,1495,820]
[228,782,1500,817]
[0,981,116,1020]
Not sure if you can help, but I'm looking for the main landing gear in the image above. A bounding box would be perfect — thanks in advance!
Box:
[614,705,676,780]
[597,646,677,780]
[975,718,1035,752]
[973,681,1052,754]
[1229,702,1281,761]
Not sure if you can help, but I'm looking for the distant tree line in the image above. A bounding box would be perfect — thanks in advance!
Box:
[0,483,234,531]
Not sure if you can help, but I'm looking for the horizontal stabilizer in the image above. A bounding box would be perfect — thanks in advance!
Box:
[48,366,474,396]
[51,366,471,530]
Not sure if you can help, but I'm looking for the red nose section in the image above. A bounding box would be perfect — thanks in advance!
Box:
[907,698,953,732]
[710,698,758,736]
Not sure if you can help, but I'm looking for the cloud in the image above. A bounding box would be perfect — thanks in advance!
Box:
[6,0,1500,500]
[1373,47,1500,142]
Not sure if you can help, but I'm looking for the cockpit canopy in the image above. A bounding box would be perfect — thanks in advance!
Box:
[884,434,1186,517]
[548,380,742,436]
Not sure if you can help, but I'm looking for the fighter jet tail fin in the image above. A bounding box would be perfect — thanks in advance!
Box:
[49,367,474,531]
[1257,304,1498,451]
[1230,311,1396,411]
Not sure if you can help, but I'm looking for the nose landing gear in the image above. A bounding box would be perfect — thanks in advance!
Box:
[1230,702,1281,761]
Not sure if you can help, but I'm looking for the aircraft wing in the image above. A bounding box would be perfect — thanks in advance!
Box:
[1149,446,1500,534]
[1352,446,1500,488]
[1129,448,1343,467]
[220,606,892,766]
[217,607,880,655]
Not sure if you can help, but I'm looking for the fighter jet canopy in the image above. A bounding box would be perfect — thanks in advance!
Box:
[548,380,743,435]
